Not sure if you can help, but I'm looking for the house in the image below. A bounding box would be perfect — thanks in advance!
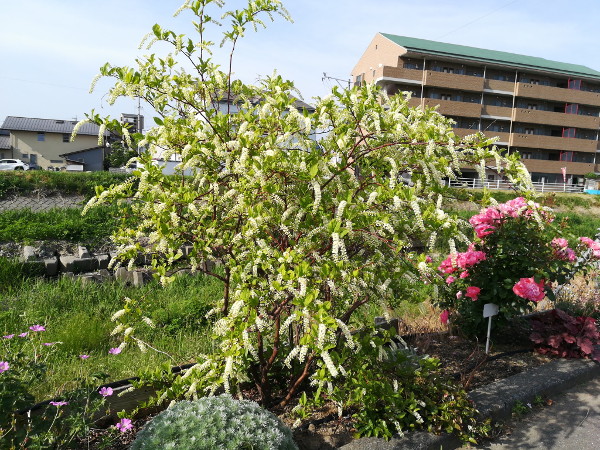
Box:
[0,116,108,170]
[353,34,600,184]
[0,129,10,159]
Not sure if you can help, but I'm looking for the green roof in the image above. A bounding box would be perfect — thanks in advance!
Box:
[381,33,600,80]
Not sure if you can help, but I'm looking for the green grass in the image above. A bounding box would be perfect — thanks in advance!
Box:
[0,171,130,200]
[0,205,122,245]
[0,272,223,401]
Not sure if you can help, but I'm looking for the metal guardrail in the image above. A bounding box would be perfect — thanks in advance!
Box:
[447,177,585,193]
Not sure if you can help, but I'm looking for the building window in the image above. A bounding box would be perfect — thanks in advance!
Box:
[527,104,538,110]
[530,79,539,85]
[525,128,535,135]
[521,152,532,159]
[442,67,454,74]
[568,79,582,90]
[37,132,45,141]
[50,159,63,164]
[440,94,452,101]
[562,127,576,138]
[63,133,70,143]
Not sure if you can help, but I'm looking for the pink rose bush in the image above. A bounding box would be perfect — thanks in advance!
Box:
[434,197,599,335]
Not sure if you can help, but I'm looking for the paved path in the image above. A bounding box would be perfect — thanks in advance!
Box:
[0,195,85,211]
[473,376,600,449]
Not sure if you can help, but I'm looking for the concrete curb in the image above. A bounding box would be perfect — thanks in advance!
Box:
[340,357,600,450]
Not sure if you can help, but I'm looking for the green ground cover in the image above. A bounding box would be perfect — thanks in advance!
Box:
[0,271,223,401]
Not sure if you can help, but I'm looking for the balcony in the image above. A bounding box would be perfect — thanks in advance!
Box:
[483,79,514,94]
[516,83,600,107]
[422,99,482,118]
[510,134,598,152]
[512,108,600,130]
[424,71,484,92]
[380,66,423,84]
[520,159,595,175]
[481,105,512,119]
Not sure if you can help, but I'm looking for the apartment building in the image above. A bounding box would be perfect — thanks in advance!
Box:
[353,34,600,184]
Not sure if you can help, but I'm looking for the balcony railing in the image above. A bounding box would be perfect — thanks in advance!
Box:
[446,177,584,193]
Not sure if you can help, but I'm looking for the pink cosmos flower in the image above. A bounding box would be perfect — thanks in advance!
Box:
[0,361,9,373]
[99,387,113,397]
[445,276,455,284]
[49,401,68,407]
[108,347,122,355]
[115,418,133,432]
[79,354,90,359]
[29,325,46,332]
[43,343,55,346]
[3,334,14,339]
[512,277,545,302]
[465,286,481,301]
[439,310,449,325]
[18,332,28,338]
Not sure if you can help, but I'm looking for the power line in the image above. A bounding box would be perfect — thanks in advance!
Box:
[435,0,520,40]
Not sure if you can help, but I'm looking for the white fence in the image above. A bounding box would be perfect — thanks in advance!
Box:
[446,177,585,193]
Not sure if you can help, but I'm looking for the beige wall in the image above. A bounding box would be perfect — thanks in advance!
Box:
[10,131,99,169]
[352,34,406,83]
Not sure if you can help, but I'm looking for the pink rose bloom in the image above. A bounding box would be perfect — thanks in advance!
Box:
[551,238,569,249]
[456,291,463,299]
[116,418,133,432]
[438,256,456,274]
[474,223,495,238]
[465,286,481,301]
[445,276,455,284]
[99,387,113,397]
[29,325,45,332]
[425,256,432,263]
[512,277,546,302]
[554,247,576,262]
[108,347,122,355]
[459,271,469,279]
[439,310,449,325]
[579,237,595,246]
[0,361,9,373]
[579,237,600,258]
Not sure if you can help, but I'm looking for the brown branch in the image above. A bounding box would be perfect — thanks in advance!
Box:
[278,354,314,407]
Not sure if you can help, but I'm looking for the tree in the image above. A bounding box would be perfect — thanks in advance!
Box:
[82,0,532,408]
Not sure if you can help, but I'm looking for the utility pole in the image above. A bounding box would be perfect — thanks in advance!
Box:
[322,72,351,89]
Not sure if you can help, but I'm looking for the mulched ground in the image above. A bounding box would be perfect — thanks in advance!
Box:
[79,322,554,449]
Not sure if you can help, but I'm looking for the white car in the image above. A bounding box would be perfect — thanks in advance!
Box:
[0,159,29,170]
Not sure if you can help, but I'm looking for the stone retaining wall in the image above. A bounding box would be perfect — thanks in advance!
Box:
[0,195,86,211]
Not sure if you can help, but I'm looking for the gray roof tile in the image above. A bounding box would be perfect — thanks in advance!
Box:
[1,116,104,136]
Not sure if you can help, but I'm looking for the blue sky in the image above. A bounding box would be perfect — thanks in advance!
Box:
[1,0,599,128]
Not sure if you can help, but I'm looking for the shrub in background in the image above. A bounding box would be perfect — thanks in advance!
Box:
[131,394,297,450]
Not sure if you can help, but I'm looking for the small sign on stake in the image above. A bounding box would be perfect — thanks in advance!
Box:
[483,303,499,354]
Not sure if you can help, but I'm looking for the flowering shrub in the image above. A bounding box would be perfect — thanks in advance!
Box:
[85,0,533,412]
[435,197,599,335]
[529,309,600,361]
[131,394,297,449]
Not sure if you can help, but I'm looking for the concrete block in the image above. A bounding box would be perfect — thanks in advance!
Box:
[43,257,59,276]
[22,246,37,262]
[59,256,98,274]
[78,246,91,259]
[79,275,97,285]
[115,267,132,284]
[96,254,111,270]
[132,271,145,287]
[98,269,111,279]
[62,272,75,279]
